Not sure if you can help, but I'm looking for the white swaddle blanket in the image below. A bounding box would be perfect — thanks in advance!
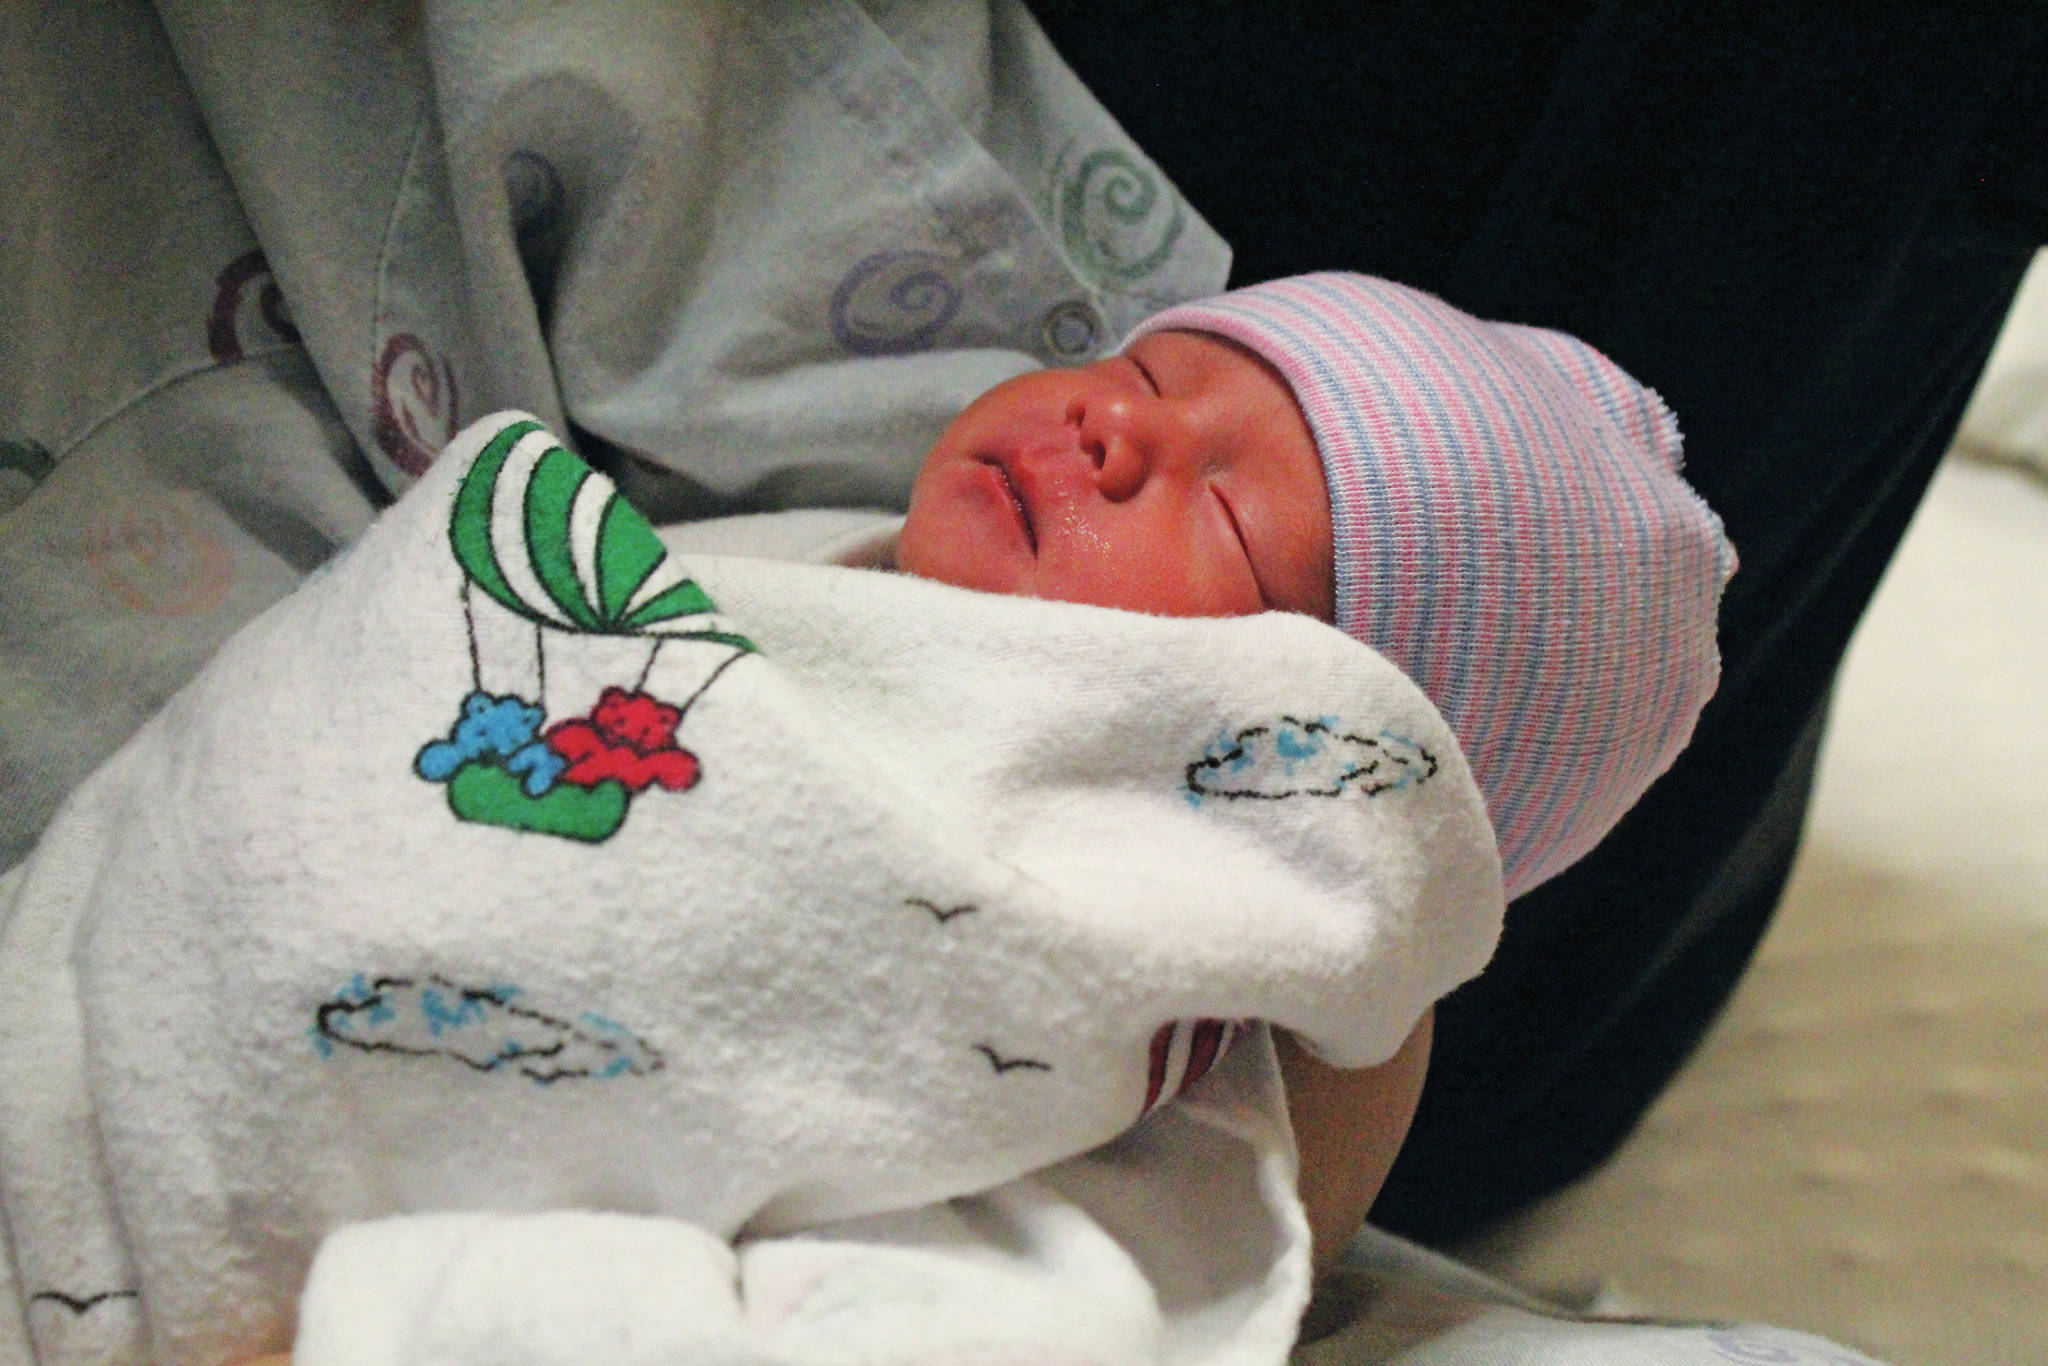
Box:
[0,414,1503,1366]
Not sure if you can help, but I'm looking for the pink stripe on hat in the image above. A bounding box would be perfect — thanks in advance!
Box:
[1129,274,1736,898]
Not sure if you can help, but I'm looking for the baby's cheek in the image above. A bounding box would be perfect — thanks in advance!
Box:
[895,508,1017,598]
[1082,550,1261,619]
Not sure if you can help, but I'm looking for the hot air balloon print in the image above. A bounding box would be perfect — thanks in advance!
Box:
[414,418,754,843]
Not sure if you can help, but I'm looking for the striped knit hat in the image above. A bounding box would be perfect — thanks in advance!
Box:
[1129,273,1736,899]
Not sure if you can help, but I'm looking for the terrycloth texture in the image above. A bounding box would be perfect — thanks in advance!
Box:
[0,412,1502,1366]
[1130,274,1738,898]
[293,1034,1313,1366]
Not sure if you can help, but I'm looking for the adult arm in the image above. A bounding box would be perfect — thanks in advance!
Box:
[1277,1007,1433,1271]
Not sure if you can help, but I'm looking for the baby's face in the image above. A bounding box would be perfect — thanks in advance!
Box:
[897,330,1335,621]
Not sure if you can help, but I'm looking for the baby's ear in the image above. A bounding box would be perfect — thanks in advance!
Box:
[1496,324,1686,475]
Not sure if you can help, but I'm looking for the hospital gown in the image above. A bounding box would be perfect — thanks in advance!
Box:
[0,0,1229,871]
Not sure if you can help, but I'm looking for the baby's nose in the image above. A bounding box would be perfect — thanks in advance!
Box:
[1068,391,1157,502]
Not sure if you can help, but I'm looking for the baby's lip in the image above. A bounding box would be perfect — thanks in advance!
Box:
[980,455,1037,553]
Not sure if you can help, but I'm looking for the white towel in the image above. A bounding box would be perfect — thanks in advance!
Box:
[294,1030,1312,1366]
[0,413,1502,1366]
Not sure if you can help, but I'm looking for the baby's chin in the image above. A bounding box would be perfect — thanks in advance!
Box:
[891,506,1020,598]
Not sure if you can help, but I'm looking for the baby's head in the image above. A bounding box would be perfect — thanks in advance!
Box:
[899,273,1736,897]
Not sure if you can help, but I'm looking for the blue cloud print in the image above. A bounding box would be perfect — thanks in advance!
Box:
[314,974,662,1084]
[1186,717,1438,803]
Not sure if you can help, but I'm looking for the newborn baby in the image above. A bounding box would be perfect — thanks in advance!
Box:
[0,275,1732,1366]
[900,271,1736,1266]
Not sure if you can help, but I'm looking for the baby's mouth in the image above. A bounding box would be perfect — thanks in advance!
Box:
[982,457,1037,552]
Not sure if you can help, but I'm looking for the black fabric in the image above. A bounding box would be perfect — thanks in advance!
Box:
[1028,1,2048,1242]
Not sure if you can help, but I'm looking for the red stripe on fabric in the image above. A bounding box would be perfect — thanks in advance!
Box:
[1183,1018,1226,1092]
[1142,1022,1174,1116]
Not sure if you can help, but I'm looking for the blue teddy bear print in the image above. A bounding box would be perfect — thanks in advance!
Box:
[415,690,568,798]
